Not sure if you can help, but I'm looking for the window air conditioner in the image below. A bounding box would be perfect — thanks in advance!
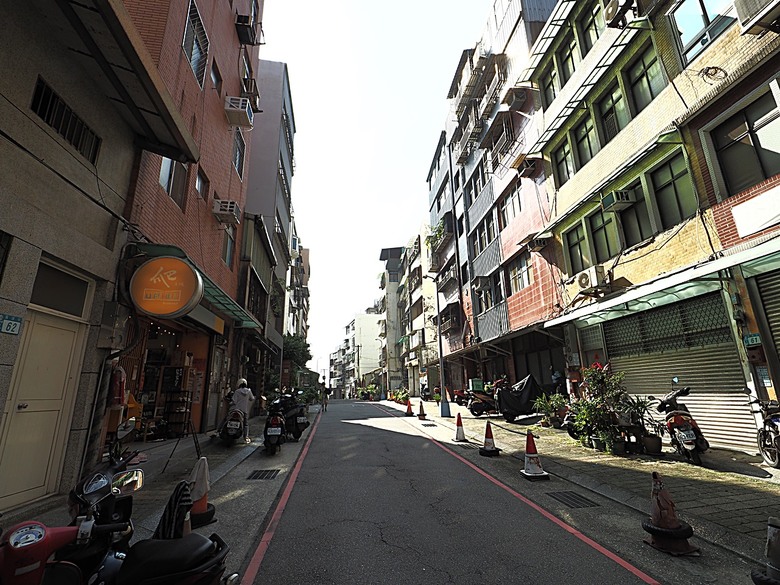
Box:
[235,14,259,45]
[518,158,537,178]
[212,200,241,225]
[601,189,636,211]
[505,87,527,111]
[224,97,254,128]
[734,0,780,34]
[604,0,635,29]
[473,276,491,290]
[575,265,606,291]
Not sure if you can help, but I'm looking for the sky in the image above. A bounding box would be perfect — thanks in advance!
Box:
[259,0,493,378]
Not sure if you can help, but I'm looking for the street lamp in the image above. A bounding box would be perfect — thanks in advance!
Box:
[425,274,451,418]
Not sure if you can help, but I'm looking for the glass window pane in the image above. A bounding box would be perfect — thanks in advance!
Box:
[672,0,707,49]
[755,114,780,176]
[720,141,765,194]
[31,263,88,317]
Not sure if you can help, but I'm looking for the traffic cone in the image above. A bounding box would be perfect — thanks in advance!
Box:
[405,399,414,417]
[189,457,216,528]
[454,413,467,442]
[641,471,699,556]
[418,401,427,420]
[478,421,500,457]
[520,430,549,481]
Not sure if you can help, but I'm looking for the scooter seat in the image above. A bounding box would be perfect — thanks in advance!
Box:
[116,533,216,585]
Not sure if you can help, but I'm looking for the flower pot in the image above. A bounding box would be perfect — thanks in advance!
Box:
[642,434,662,454]
[591,436,606,451]
[540,419,551,428]
[609,440,627,455]
[550,416,563,429]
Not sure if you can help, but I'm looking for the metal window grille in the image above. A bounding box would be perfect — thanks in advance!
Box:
[30,78,101,164]
[233,129,245,178]
[183,0,209,87]
[604,292,733,358]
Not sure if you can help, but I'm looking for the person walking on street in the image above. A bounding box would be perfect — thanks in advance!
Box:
[320,379,329,412]
[228,378,255,442]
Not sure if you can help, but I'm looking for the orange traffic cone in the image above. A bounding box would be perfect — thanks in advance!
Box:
[418,401,427,420]
[521,431,549,481]
[405,399,414,417]
[454,413,467,442]
[189,457,216,528]
[642,471,699,555]
[478,421,500,457]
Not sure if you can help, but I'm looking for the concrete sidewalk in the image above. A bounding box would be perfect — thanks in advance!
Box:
[389,398,780,566]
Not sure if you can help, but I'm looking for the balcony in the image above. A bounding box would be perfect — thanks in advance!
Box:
[477,55,506,120]
[427,212,454,255]
[437,264,458,291]
[476,301,509,341]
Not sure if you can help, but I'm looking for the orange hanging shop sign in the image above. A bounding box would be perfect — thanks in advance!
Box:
[129,256,204,319]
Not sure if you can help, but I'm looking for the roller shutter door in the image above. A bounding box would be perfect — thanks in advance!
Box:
[603,293,754,452]
[756,271,780,357]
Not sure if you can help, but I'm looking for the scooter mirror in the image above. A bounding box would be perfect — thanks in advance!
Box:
[671,376,679,385]
[112,469,144,495]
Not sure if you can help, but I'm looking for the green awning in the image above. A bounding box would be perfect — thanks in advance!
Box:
[131,243,261,328]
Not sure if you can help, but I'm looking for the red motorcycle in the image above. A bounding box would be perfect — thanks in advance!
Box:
[649,377,710,465]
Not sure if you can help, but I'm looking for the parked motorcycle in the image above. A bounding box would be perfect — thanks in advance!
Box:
[649,377,709,465]
[280,390,310,441]
[467,381,499,417]
[0,446,239,585]
[495,374,545,422]
[744,387,780,468]
[263,401,287,455]
[452,389,469,406]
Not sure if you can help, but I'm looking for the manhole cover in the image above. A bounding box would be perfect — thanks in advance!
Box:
[546,491,599,508]
[247,469,280,480]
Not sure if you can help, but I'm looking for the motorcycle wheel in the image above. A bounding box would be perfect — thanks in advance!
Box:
[688,449,702,466]
[503,413,515,422]
[757,429,780,468]
[469,407,482,417]
[264,442,278,455]
[292,428,302,440]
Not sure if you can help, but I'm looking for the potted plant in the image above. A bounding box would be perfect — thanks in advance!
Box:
[548,393,568,428]
[532,393,554,427]
[433,391,441,405]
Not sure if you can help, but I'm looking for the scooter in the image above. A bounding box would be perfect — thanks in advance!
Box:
[649,377,709,465]
[744,387,780,468]
[0,447,240,585]
[467,382,499,417]
[275,390,309,441]
[219,407,245,446]
[263,401,287,455]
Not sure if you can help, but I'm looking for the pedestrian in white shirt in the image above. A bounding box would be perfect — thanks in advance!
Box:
[228,378,255,442]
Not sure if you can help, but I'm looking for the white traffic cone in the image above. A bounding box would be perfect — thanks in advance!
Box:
[454,413,467,442]
[478,421,501,457]
[520,430,549,481]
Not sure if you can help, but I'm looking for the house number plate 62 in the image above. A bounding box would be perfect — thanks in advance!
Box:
[0,314,22,335]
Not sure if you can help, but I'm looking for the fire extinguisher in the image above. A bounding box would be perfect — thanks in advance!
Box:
[110,361,128,407]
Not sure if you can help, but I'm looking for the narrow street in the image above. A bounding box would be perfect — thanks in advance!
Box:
[234,401,760,584]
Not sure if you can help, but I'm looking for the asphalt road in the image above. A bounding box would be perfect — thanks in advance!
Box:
[243,400,662,584]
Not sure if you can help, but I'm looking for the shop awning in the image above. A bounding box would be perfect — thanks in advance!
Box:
[545,234,780,328]
[131,243,261,328]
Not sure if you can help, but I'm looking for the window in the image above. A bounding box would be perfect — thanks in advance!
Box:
[618,183,653,247]
[499,183,521,229]
[574,116,599,167]
[713,91,780,196]
[0,231,11,282]
[651,153,698,229]
[195,168,209,199]
[581,3,605,54]
[553,141,574,187]
[670,0,735,63]
[629,46,665,114]
[541,66,557,108]
[183,0,209,87]
[222,224,235,267]
[507,253,532,294]
[159,157,188,208]
[493,273,504,304]
[232,129,246,178]
[589,210,619,262]
[599,83,629,143]
[30,77,101,164]
[210,61,222,93]
[566,223,587,274]
[558,35,578,85]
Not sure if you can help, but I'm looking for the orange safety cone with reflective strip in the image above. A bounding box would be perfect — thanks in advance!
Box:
[454,413,467,442]
[418,401,427,420]
[478,421,500,457]
[521,430,550,481]
[405,399,414,417]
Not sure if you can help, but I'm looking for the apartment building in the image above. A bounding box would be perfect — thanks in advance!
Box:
[426,0,563,396]
[378,247,405,396]
[243,59,297,396]
[521,0,779,451]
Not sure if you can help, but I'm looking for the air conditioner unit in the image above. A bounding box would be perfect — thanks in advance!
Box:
[212,199,241,225]
[601,189,636,211]
[235,14,259,45]
[473,276,491,290]
[528,237,548,252]
[604,0,635,28]
[518,158,537,178]
[734,0,780,34]
[504,87,527,111]
[224,97,254,128]
[576,265,606,291]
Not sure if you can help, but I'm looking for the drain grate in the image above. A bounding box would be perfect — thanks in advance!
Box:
[457,442,478,449]
[546,491,599,508]
[422,423,437,427]
[247,469,280,480]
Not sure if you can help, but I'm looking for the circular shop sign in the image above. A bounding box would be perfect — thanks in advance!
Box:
[129,256,204,319]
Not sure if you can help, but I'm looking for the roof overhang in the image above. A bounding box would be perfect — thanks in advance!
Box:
[49,0,199,162]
